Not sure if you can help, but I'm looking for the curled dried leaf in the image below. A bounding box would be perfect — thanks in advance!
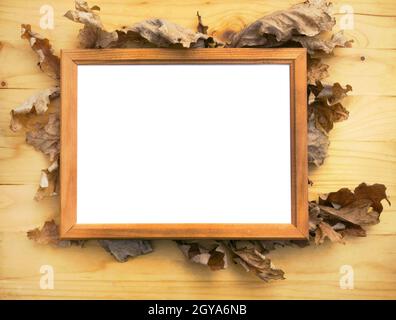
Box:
[196,11,208,34]
[308,81,351,133]
[230,0,334,48]
[308,114,329,166]
[35,159,59,201]
[26,113,60,161]
[353,183,391,214]
[64,0,117,48]
[27,220,83,247]
[21,24,60,79]
[10,87,60,132]
[177,240,227,270]
[98,240,153,262]
[319,199,380,226]
[321,183,390,215]
[292,31,353,55]
[65,1,222,48]
[314,221,345,244]
[311,183,390,242]
[116,19,221,48]
[307,58,329,85]
[226,241,285,281]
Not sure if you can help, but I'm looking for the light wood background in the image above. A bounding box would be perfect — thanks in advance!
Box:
[0,0,395,300]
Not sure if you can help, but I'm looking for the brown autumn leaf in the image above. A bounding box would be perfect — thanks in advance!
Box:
[98,240,153,262]
[196,11,208,34]
[308,81,351,133]
[314,221,345,244]
[27,220,82,247]
[307,57,329,84]
[320,183,391,214]
[26,113,60,162]
[291,31,353,55]
[230,0,334,48]
[35,159,59,201]
[226,241,285,281]
[65,1,223,48]
[64,0,117,48]
[354,183,391,214]
[310,183,390,242]
[177,240,227,270]
[308,114,329,166]
[21,24,60,79]
[10,87,60,132]
[319,199,380,226]
[310,81,352,105]
[115,18,223,48]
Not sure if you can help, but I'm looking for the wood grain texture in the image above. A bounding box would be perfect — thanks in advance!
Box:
[0,0,395,299]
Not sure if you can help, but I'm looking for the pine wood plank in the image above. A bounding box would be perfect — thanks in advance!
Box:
[0,0,395,300]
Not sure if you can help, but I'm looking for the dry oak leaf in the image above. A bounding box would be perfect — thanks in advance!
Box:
[27,220,82,247]
[196,11,208,35]
[21,24,60,79]
[319,183,390,224]
[291,31,353,55]
[115,19,222,48]
[354,183,391,214]
[177,240,228,270]
[226,241,285,282]
[98,240,153,262]
[314,221,345,244]
[65,1,222,48]
[64,0,117,48]
[319,199,380,227]
[307,57,329,85]
[308,81,351,133]
[230,0,334,48]
[26,113,60,162]
[310,183,390,241]
[35,159,59,201]
[310,81,352,105]
[308,114,329,166]
[321,183,391,214]
[10,87,60,132]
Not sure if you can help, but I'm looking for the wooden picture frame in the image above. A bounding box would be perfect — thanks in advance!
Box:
[60,48,308,239]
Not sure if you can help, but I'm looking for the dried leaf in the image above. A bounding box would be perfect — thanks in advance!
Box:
[230,0,334,48]
[292,31,353,55]
[177,240,227,270]
[27,220,82,247]
[35,159,59,200]
[310,81,352,106]
[21,24,60,79]
[64,0,117,48]
[319,199,380,226]
[98,240,153,262]
[26,113,60,161]
[308,114,329,166]
[227,241,285,281]
[321,183,390,214]
[10,87,60,132]
[307,58,329,84]
[354,183,391,214]
[308,81,351,133]
[311,183,390,241]
[65,1,222,48]
[314,221,344,244]
[196,11,208,34]
[116,19,220,48]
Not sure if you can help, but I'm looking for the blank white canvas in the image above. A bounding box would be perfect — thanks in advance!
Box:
[77,64,291,224]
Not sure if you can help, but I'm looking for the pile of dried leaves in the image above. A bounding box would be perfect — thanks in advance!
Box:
[12,0,390,282]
